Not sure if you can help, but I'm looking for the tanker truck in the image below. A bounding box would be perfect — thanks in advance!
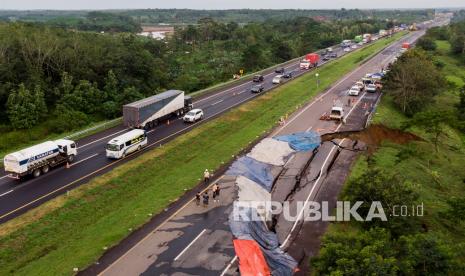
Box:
[3,139,77,179]
[123,90,193,129]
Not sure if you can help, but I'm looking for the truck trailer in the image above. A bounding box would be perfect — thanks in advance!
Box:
[3,139,77,179]
[123,90,193,129]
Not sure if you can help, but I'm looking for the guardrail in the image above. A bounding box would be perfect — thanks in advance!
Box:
[64,117,123,140]
[365,93,383,128]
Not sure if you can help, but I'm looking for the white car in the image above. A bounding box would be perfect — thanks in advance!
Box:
[348,86,361,96]
[366,84,377,93]
[343,47,351,52]
[183,109,204,123]
[272,75,283,84]
[355,81,365,91]
[351,44,358,49]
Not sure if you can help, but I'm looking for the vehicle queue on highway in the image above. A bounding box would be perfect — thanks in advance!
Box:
[2,28,395,179]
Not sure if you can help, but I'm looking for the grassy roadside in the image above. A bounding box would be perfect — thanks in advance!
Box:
[0,32,406,275]
[312,40,465,273]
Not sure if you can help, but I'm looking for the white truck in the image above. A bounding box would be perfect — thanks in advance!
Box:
[3,139,77,179]
[330,101,345,121]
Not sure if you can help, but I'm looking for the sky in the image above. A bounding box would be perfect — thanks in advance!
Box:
[1,0,464,10]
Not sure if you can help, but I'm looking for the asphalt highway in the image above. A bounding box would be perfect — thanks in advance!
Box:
[0,20,438,224]
[0,39,349,223]
[83,20,446,276]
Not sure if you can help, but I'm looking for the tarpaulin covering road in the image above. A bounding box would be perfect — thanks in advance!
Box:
[274,131,321,152]
[229,208,298,275]
[247,138,295,166]
[233,239,271,276]
[226,156,274,192]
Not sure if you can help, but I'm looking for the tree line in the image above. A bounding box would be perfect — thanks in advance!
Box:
[0,17,399,132]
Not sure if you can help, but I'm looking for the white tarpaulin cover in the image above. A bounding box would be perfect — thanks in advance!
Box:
[247,138,295,166]
[236,176,271,202]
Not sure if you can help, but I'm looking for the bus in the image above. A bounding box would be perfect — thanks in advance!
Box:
[106,129,147,159]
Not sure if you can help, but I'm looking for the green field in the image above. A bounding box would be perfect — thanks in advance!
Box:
[0,32,406,275]
[313,40,465,273]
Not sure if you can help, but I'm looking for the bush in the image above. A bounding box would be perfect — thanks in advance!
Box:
[50,105,90,133]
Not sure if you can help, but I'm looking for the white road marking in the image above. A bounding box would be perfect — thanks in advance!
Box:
[236,90,247,95]
[97,176,223,275]
[79,128,128,149]
[220,256,238,276]
[211,99,224,106]
[195,63,298,104]
[70,153,99,167]
[281,90,367,247]
[0,175,8,180]
[174,229,207,261]
[0,189,14,197]
[305,126,313,132]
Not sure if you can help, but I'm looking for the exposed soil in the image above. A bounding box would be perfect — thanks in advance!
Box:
[321,124,422,153]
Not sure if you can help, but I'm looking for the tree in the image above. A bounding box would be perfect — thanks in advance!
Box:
[271,39,294,63]
[311,228,399,275]
[104,70,119,102]
[241,44,266,71]
[342,168,420,236]
[33,85,47,119]
[6,84,42,129]
[118,86,143,106]
[417,37,437,51]
[51,104,89,133]
[383,50,445,116]
[398,234,453,275]
[406,110,452,152]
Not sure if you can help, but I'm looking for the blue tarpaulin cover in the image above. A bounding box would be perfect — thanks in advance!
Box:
[274,131,321,152]
[226,156,274,192]
[229,209,298,276]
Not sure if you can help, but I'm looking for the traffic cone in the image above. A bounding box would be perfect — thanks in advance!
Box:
[66,162,70,169]
[167,119,170,125]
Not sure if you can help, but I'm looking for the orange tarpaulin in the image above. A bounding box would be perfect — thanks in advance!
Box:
[233,239,271,276]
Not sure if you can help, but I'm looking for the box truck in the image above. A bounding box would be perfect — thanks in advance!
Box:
[300,53,320,70]
[123,90,193,129]
[3,139,77,179]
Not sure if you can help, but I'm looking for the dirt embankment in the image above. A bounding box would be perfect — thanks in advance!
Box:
[321,124,422,153]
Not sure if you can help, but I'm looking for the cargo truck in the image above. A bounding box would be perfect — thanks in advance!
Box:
[299,53,320,70]
[3,139,77,179]
[363,34,372,43]
[123,90,193,129]
[354,35,363,43]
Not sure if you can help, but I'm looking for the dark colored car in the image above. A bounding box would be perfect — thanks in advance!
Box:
[282,72,293,79]
[329,53,338,58]
[275,67,285,74]
[322,55,330,61]
[253,75,264,82]
[251,84,265,93]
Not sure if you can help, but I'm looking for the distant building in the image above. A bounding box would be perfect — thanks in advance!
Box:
[139,26,175,40]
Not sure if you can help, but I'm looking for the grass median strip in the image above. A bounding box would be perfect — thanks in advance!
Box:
[0,32,406,275]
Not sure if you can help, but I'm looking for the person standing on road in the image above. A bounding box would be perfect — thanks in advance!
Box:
[212,184,220,203]
[202,191,209,207]
[195,192,201,206]
[204,169,210,185]
[214,185,221,203]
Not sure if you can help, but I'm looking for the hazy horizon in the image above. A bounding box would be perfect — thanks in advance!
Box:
[1,0,464,11]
